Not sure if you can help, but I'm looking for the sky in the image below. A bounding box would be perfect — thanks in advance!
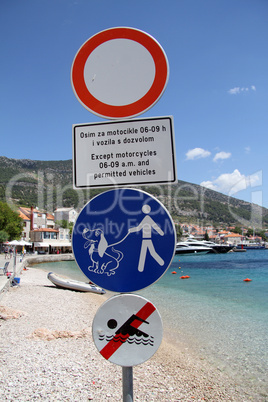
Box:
[1,0,268,209]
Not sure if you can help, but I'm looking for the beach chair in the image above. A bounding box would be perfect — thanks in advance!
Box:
[0,262,10,275]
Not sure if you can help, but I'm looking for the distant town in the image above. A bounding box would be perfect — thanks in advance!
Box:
[1,204,267,255]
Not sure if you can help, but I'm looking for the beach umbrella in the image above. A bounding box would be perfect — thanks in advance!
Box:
[18,240,32,246]
[8,240,32,246]
[8,240,20,245]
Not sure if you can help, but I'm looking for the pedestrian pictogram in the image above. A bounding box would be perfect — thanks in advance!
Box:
[128,204,164,272]
[72,188,176,292]
[92,294,163,366]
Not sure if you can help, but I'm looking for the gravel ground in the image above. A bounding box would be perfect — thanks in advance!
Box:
[0,267,262,401]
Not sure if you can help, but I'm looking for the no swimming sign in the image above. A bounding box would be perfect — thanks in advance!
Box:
[92,293,163,367]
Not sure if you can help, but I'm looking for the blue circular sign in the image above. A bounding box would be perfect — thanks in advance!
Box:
[72,188,176,292]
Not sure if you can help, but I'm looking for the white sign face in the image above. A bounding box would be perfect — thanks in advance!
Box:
[84,39,155,106]
[73,116,177,189]
[92,294,163,367]
[71,27,169,119]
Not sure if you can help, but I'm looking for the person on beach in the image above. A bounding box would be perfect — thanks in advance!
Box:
[4,246,9,259]
[9,247,13,259]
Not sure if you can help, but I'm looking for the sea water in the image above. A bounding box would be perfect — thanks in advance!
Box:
[35,250,268,397]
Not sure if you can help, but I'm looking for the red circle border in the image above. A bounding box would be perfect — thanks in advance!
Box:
[71,27,169,119]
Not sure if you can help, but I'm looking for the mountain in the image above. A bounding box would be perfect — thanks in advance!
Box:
[1,156,267,228]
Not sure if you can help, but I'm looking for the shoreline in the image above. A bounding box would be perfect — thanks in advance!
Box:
[0,264,262,400]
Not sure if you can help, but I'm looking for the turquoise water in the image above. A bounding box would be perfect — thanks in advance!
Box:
[35,250,268,397]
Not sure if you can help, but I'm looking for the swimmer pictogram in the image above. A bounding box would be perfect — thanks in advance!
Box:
[92,294,163,367]
[99,313,155,347]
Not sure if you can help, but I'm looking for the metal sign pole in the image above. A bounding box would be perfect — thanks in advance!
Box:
[13,246,16,276]
[122,366,133,402]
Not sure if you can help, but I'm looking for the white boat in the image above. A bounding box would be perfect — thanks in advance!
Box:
[184,237,234,254]
[47,272,106,294]
[175,242,211,255]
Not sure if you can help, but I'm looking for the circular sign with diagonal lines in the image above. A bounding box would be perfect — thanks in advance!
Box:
[71,27,169,119]
[92,293,163,366]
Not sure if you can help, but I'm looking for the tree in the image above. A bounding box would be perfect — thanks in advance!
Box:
[0,230,8,243]
[246,228,254,237]
[204,231,210,241]
[55,219,68,229]
[176,224,183,240]
[255,230,267,241]
[68,222,74,238]
[0,201,23,240]
[233,226,242,234]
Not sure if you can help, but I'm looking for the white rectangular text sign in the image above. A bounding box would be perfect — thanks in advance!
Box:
[73,116,177,189]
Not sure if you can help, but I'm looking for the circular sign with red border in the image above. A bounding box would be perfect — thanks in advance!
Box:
[92,293,163,366]
[71,27,169,119]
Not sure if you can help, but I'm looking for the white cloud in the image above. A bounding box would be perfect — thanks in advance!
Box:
[213,151,231,162]
[186,148,211,160]
[200,169,262,196]
[227,85,256,95]
[245,146,251,154]
[199,180,217,191]
[228,87,240,95]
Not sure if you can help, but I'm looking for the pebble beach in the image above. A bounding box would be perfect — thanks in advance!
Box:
[0,265,262,401]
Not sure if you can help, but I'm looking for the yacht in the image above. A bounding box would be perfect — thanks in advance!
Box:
[184,237,234,254]
[175,242,211,255]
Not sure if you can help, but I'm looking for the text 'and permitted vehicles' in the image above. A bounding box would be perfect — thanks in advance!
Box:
[73,116,177,189]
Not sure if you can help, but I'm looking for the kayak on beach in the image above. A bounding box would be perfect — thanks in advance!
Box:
[47,272,106,294]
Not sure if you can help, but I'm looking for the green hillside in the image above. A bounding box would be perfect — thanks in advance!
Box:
[1,156,267,228]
